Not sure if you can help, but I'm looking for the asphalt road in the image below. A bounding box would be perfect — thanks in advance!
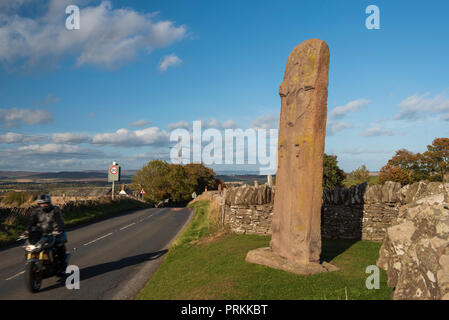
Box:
[0,207,192,300]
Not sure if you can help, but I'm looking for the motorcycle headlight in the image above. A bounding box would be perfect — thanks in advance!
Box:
[26,243,41,252]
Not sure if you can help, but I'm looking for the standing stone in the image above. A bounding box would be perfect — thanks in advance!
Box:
[254,180,259,188]
[267,175,273,188]
[246,39,338,275]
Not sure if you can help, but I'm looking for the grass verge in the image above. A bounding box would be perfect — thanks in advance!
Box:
[137,200,392,300]
[170,200,221,249]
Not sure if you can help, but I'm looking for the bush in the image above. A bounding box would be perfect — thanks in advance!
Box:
[2,191,38,206]
[323,154,346,190]
[131,161,221,206]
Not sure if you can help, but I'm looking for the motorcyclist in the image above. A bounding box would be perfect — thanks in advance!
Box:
[22,194,68,276]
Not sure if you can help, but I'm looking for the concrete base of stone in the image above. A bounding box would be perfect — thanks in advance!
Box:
[245,247,339,276]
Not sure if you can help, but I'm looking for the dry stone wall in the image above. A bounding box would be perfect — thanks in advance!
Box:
[217,181,449,242]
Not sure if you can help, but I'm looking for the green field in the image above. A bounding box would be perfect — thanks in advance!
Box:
[137,201,392,300]
[343,175,379,188]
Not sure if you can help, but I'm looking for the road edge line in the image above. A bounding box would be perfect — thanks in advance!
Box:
[110,207,194,300]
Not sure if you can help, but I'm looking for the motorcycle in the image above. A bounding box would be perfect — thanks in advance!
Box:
[17,227,70,293]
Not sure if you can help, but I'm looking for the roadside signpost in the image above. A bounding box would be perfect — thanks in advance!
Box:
[108,161,121,200]
[139,188,146,200]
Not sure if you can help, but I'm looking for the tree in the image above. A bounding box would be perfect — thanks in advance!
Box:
[423,138,449,183]
[167,164,195,203]
[347,165,371,185]
[131,160,171,205]
[132,161,221,206]
[378,149,429,185]
[184,163,219,194]
[378,164,410,185]
[323,153,346,190]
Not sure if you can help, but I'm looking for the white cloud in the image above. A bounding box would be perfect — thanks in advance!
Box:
[0,132,44,144]
[0,0,187,69]
[158,54,182,72]
[328,99,370,120]
[252,115,279,129]
[0,0,30,12]
[92,127,169,147]
[360,125,395,138]
[394,93,449,121]
[202,118,237,129]
[52,132,90,144]
[18,143,84,154]
[166,119,238,131]
[3,143,104,159]
[0,108,53,128]
[167,121,190,130]
[37,94,60,107]
[326,121,351,136]
[128,119,151,127]
[221,119,238,129]
[326,99,370,136]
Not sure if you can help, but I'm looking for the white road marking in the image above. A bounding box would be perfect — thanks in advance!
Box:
[119,222,136,231]
[83,232,113,246]
[5,270,25,281]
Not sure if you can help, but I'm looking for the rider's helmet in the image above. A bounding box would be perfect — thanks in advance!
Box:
[37,194,51,205]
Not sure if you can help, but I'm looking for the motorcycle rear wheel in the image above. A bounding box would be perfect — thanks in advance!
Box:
[25,262,42,293]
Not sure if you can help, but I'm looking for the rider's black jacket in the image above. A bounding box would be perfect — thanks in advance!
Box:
[27,205,65,235]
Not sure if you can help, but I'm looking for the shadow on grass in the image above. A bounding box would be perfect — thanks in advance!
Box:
[320,239,360,262]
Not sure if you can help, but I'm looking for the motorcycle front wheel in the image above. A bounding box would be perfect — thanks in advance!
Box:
[25,262,42,293]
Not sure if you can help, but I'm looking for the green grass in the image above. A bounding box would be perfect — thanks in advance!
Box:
[137,235,391,300]
[0,199,149,248]
[343,176,379,188]
[137,200,392,300]
[171,200,220,248]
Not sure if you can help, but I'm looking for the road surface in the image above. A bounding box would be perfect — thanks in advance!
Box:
[0,207,192,300]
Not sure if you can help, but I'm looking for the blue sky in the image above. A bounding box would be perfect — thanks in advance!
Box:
[0,0,448,173]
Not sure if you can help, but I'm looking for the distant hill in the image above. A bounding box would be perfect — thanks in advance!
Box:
[0,170,136,181]
[0,171,40,178]
[0,169,268,184]
[31,171,107,179]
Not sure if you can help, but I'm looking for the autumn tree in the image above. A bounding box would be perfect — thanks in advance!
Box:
[378,164,411,185]
[323,154,346,190]
[378,149,429,185]
[423,138,449,183]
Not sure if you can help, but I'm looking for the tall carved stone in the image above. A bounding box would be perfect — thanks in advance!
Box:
[246,39,337,275]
